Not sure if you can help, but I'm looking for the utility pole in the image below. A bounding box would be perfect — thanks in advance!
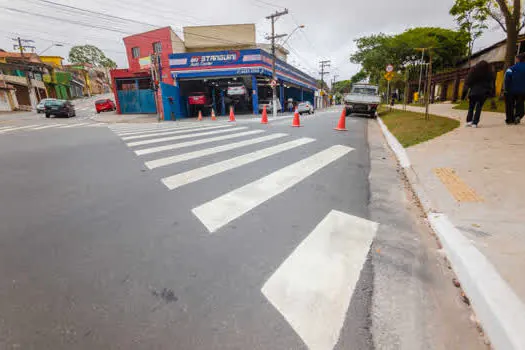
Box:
[425,51,433,120]
[12,37,37,109]
[266,9,288,118]
[319,60,331,108]
[416,48,426,104]
[331,74,339,92]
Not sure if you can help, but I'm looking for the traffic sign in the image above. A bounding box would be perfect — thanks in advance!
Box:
[270,79,277,88]
[386,64,394,73]
[384,71,394,81]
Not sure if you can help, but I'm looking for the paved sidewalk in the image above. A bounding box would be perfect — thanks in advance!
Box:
[394,103,525,303]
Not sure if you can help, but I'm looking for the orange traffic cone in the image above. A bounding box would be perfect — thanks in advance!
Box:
[211,108,217,121]
[229,106,236,122]
[334,108,347,131]
[261,105,268,124]
[197,110,203,121]
[292,110,301,127]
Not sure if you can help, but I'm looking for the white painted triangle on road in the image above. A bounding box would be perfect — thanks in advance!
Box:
[192,145,353,233]
[261,210,379,350]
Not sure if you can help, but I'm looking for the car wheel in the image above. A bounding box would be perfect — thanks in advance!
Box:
[45,113,50,118]
[97,111,100,114]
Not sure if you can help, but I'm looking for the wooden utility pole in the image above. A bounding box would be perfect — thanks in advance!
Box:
[319,60,331,107]
[266,9,288,117]
[12,37,37,109]
[425,51,433,120]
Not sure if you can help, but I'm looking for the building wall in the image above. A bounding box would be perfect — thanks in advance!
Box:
[183,24,256,50]
[123,27,177,84]
[39,56,64,68]
[0,90,10,111]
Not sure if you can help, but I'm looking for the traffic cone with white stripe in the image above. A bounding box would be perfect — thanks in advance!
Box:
[211,108,217,121]
[334,108,347,131]
[198,110,203,121]
[292,109,301,127]
[261,105,268,124]
[229,106,236,122]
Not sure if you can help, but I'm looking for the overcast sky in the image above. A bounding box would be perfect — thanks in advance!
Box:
[0,0,506,83]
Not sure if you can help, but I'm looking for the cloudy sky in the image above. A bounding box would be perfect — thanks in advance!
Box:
[0,0,506,83]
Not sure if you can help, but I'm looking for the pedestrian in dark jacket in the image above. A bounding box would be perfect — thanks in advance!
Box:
[504,52,525,124]
[462,60,495,128]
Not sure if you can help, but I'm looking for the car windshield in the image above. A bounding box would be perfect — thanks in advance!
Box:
[96,100,108,104]
[45,100,64,106]
[352,87,377,95]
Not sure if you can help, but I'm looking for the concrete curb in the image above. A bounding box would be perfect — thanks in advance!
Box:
[376,117,525,350]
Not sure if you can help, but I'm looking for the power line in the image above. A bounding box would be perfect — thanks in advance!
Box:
[319,59,331,88]
[1,6,255,48]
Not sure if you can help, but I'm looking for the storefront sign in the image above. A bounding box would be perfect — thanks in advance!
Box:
[139,56,151,69]
[188,51,240,67]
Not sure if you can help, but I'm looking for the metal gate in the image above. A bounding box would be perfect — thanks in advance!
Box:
[116,78,157,114]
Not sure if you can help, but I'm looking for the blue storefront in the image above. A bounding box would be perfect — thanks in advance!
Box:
[161,49,317,120]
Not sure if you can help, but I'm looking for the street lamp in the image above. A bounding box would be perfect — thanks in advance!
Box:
[39,43,64,55]
[281,25,305,47]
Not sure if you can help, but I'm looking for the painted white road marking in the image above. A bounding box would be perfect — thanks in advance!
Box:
[0,124,40,133]
[121,125,231,140]
[135,129,264,156]
[114,124,208,136]
[58,123,90,128]
[192,145,353,233]
[146,133,288,169]
[111,123,205,133]
[29,124,62,130]
[162,137,315,190]
[127,127,248,147]
[261,210,378,350]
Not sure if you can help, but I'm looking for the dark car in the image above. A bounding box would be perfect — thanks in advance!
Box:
[45,100,76,118]
[95,99,116,113]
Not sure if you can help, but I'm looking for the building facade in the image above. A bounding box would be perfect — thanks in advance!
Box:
[110,24,315,120]
[0,51,49,111]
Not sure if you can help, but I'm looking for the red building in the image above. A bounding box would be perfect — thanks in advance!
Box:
[110,27,185,114]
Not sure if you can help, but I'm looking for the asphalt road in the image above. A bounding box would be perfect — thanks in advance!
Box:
[0,108,485,349]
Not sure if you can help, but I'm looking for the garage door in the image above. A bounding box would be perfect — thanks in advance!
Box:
[116,78,157,114]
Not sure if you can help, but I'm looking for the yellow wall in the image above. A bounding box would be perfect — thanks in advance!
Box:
[184,24,256,49]
[446,81,455,100]
[458,80,465,99]
[39,56,63,68]
[495,70,504,96]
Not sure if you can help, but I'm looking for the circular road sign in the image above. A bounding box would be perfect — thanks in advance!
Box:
[270,79,277,88]
[386,64,394,73]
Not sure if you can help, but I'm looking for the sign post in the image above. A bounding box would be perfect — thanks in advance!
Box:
[384,66,394,106]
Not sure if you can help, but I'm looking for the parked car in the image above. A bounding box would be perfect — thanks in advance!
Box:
[95,99,116,113]
[36,98,56,113]
[45,100,76,118]
[297,101,314,115]
[258,99,282,113]
[188,92,212,106]
[344,84,381,118]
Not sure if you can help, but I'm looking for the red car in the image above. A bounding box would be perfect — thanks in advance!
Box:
[95,99,116,113]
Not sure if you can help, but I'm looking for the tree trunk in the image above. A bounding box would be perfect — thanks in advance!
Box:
[505,19,518,68]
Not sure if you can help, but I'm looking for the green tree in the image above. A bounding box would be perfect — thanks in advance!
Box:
[332,80,352,94]
[450,0,488,66]
[69,45,117,68]
[350,27,469,82]
[350,70,368,85]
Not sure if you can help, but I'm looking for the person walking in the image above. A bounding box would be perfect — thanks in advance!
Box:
[504,53,525,125]
[462,60,495,128]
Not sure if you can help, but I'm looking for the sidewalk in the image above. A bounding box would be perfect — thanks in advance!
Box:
[90,111,159,124]
[391,103,525,348]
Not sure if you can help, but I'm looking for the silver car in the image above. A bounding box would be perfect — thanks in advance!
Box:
[258,100,282,113]
[297,101,314,115]
[36,98,57,113]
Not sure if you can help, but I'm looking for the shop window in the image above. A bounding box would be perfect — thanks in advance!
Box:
[153,42,162,53]
[131,47,140,58]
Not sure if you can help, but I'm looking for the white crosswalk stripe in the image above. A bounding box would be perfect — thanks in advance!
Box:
[162,137,315,190]
[135,129,264,156]
[110,123,354,238]
[262,210,378,350]
[58,123,91,128]
[115,125,209,136]
[121,125,232,140]
[127,127,248,147]
[145,133,288,170]
[192,145,353,233]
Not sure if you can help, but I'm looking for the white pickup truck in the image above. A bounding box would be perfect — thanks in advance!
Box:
[344,84,381,118]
